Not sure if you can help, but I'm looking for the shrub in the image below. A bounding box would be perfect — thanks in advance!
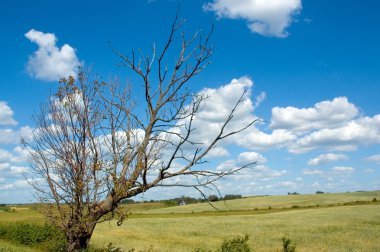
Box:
[282,237,296,252]
[219,235,251,252]
[0,222,66,251]
[372,197,377,202]
[223,194,243,200]
[208,195,219,202]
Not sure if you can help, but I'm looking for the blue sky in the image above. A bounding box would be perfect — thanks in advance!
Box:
[1,0,380,203]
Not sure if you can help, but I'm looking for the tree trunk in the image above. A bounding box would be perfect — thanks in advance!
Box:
[67,230,94,252]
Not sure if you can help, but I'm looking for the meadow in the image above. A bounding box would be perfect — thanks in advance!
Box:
[1,191,380,251]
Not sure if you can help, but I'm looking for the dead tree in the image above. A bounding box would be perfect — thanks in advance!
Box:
[24,16,258,251]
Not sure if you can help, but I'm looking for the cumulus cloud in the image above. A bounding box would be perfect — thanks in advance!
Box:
[332,166,355,173]
[25,29,79,82]
[303,169,324,176]
[0,126,33,145]
[277,181,298,189]
[253,91,266,109]
[308,153,349,166]
[237,151,267,165]
[0,149,13,163]
[205,146,230,158]
[270,97,359,133]
[290,115,380,153]
[0,102,17,126]
[204,0,302,37]
[177,77,257,148]
[236,128,296,150]
[365,154,380,165]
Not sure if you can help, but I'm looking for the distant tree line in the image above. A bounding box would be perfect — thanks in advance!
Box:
[120,194,243,205]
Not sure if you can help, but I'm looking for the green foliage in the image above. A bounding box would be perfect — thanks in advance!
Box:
[0,222,66,251]
[282,237,296,252]
[208,195,219,202]
[219,235,251,252]
[120,199,135,204]
[223,194,243,200]
[373,197,377,202]
[0,206,12,212]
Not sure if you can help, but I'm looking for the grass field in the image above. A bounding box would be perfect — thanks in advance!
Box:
[1,191,380,251]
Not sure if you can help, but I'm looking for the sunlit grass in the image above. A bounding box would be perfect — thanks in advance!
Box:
[1,191,380,251]
[92,204,380,251]
[141,191,380,214]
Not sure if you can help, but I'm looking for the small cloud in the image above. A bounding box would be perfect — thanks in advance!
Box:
[304,18,312,24]
[0,126,33,145]
[237,151,267,165]
[204,0,302,37]
[332,166,354,173]
[278,181,297,188]
[365,154,380,165]
[303,169,324,176]
[253,91,266,109]
[0,102,17,126]
[365,168,375,173]
[308,153,349,166]
[270,97,359,133]
[206,146,230,158]
[25,29,79,82]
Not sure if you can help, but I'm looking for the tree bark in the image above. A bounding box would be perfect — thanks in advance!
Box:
[66,224,96,252]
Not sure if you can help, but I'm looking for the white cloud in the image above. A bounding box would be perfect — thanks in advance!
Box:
[0,149,13,163]
[0,126,33,145]
[205,146,230,158]
[0,102,17,126]
[308,153,349,166]
[216,155,286,181]
[270,97,359,133]
[204,0,302,37]
[365,154,380,165]
[277,181,298,189]
[237,151,267,165]
[332,166,355,173]
[365,168,375,173]
[10,166,28,175]
[290,115,380,153]
[236,128,296,150]
[25,29,79,82]
[0,179,31,190]
[177,77,257,148]
[303,169,324,176]
[253,91,266,109]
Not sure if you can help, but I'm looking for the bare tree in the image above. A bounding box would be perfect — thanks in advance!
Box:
[23,16,258,251]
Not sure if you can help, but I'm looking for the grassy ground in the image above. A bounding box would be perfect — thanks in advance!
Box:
[92,204,380,251]
[139,191,380,214]
[1,191,380,251]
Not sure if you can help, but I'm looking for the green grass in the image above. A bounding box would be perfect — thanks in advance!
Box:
[1,191,380,251]
[140,191,380,214]
[91,204,380,251]
[0,240,41,252]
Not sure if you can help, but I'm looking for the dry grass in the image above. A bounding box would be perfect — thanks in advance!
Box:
[92,204,380,251]
[141,191,380,214]
[1,191,380,251]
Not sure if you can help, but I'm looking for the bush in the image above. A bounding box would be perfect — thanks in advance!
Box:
[219,235,251,252]
[208,195,219,202]
[223,194,242,200]
[0,223,66,251]
[282,237,296,252]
